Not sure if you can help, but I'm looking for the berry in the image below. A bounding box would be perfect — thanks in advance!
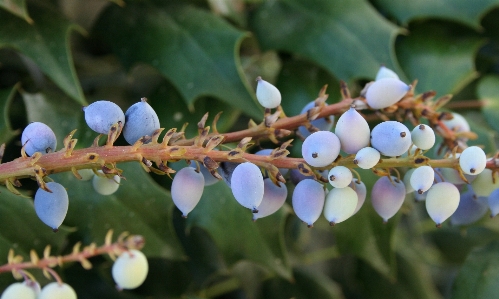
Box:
[292,179,325,227]
[323,187,358,225]
[371,176,406,222]
[34,182,69,232]
[411,124,435,150]
[410,166,435,194]
[123,98,160,145]
[112,249,149,290]
[370,121,412,157]
[253,179,288,221]
[92,170,121,195]
[365,78,410,109]
[442,112,470,133]
[77,169,94,181]
[38,282,77,299]
[230,162,264,212]
[328,166,353,188]
[425,182,460,226]
[334,107,370,154]
[353,147,380,169]
[21,122,57,156]
[298,101,334,137]
[255,149,288,176]
[171,167,205,217]
[255,77,281,109]
[488,188,499,217]
[403,168,416,193]
[1,282,36,299]
[83,100,125,134]
[471,169,499,197]
[302,131,341,167]
[459,146,487,175]
[189,161,219,186]
[350,179,366,214]
[375,66,399,81]
[450,189,488,226]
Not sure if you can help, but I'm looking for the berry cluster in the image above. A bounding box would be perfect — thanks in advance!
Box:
[4,66,499,297]
[0,231,148,299]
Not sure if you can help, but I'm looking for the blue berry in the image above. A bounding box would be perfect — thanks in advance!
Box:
[123,98,160,144]
[21,122,57,156]
[83,100,125,134]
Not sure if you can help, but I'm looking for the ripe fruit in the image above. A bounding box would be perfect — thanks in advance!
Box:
[38,282,77,299]
[302,131,341,167]
[370,121,412,157]
[365,78,410,109]
[123,98,160,145]
[450,189,488,226]
[323,187,358,225]
[328,166,353,188]
[255,149,288,176]
[77,169,94,181]
[83,100,125,134]
[471,169,499,197]
[92,170,121,195]
[442,112,470,133]
[1,282,37,299]
[459,146,487,175]
[189,161,219,186]
[253,179,288,221]
[255,77,281,109]
[403,168,416,193]
[298,101,334,137]
[230,162,264,212]
[371,176,406,222]
[21,122,57,156]
[411,124,435,150]
[292,179,325,227]
[112,249,149,290]
[425,182,460,227]
[353,147,380,169]
[350,179,367,214]
[410,166,435,194]
[488,188,499,217]
[375,66,399,80]
[171,167,205,217]
[34,182,69,232]
[334,107,370,154]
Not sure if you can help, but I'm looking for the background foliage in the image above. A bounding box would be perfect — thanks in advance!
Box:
[1,0,499,298]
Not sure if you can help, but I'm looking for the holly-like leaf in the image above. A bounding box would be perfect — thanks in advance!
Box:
[186,183,292,280]
[371,0,499,29]
[51,162,185,259]
[0,2,86,105]
[249,0,402,81]
[397,22,483,97]
[0,0,31,23]
[477,75,499,133]
[0,85,19,145]
[93,2,263,119]
[451,240,499,299]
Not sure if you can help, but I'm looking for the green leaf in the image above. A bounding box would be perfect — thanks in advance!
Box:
[0,187,69,257]
[186,183,292,279]
[259,267,345,299]
[93,2,263,119]
[0,0,31,23]
[372,0,499,29]
[477,75,499,133]
[397,22,483,97]
[51,162,185,259]
[451,240,499,299]
[0,2,86,105]
[0,85,19,145]
[249,0,402,81]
